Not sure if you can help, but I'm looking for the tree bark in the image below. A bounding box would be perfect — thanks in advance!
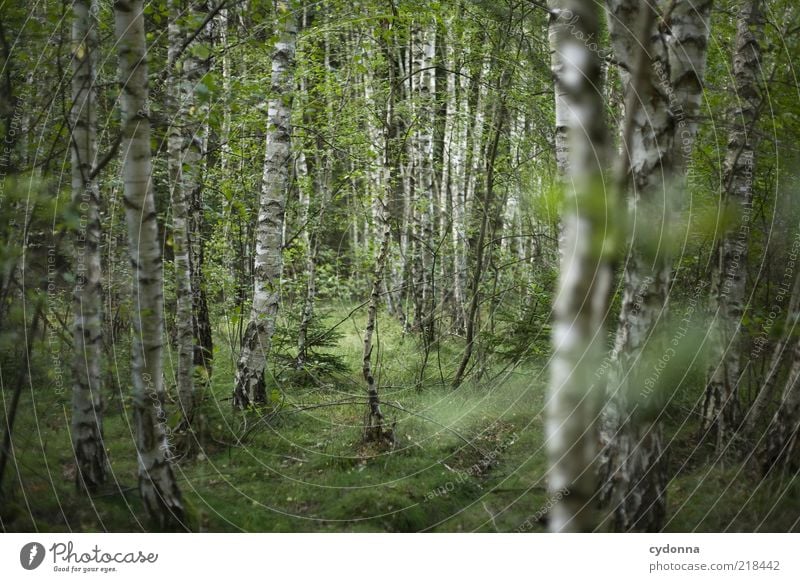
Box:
[362,14,400,443]
[187,2,214,384]
[702,0,763,449]
[233,0,297,409]
[744,271,800,435]
[167,0,195,438]
[114,0,184,528]
[451,95,505,389]
[598,0,710,533]
[450,40,471,333]
[363,193,392,442]
[546,0,613,533]
[295,148,315,367]
[548,2,569,177]
[409,22,436,342]
[297,21,334,367]
[763,330,800,474]
[295,144,331,367]
[70,0,107,493]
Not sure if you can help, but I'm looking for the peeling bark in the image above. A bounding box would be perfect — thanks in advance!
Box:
[114,0,184,528]
[233,0,297,409]
[598,0,702,533]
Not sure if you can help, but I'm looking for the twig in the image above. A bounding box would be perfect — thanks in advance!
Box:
[482,501,500,532]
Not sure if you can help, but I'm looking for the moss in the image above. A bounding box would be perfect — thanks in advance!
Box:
[1,303,796,532]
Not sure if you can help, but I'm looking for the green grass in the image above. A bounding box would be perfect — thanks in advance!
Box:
[1,303,797,532]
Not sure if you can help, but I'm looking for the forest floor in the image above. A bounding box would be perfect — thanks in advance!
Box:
[2,303,799,532]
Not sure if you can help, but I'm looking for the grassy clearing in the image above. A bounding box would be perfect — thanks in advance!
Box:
[1,303,798,532]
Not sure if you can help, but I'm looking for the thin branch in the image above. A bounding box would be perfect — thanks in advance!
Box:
[89,133,122,180]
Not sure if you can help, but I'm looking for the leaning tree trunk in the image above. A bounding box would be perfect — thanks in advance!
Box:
[702,0,763,450]
[545,0,613,533]
[114,0,184,528]
[450,46,504,389]
[233,0,297,409]
[167,0,195,438]
[70,0,107,493]
[598,0,711,533]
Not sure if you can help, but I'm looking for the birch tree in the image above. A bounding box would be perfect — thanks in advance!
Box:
[187,3,214,385]
[409,22,436,341]
[70,0,107,492]
[114,0,184,527]
[167,0,195,436]
[547,1,569,176]
[362,13,401,444]
[598,0,711,532]
[599,1,672,531]
[296,16,334,367]
[234,0,298,408]
[438,18,461,330]
[763,313,800,473]
[745,272,800,435]
[546,0,614,532]
[363,191,392,443]
[451,46,500,388]
[703,0,763,449]
[451,39,471,332]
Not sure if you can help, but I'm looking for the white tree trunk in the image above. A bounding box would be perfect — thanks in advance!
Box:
[363,188,392,442]
[418,24,436,341]
[668,0,713,173]
[407,22,436,340]
[599,0,711,532]
[548,6,569,176]
[451,41,470,332]
[745,272,800,435]
[362,15,399,443]
[234,0,297,408]
[70,0,107,493]
[439,19,458,325]
[763,324,800,474]
[295,147,314,366]
[599,0,673,533]
[114,0,184,527]
[703,0,762,448]
[167,0,195,436]
[296,134,331,366]
[546,0,613,533]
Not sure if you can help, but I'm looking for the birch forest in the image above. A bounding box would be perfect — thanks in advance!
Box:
[2,0,800,533]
